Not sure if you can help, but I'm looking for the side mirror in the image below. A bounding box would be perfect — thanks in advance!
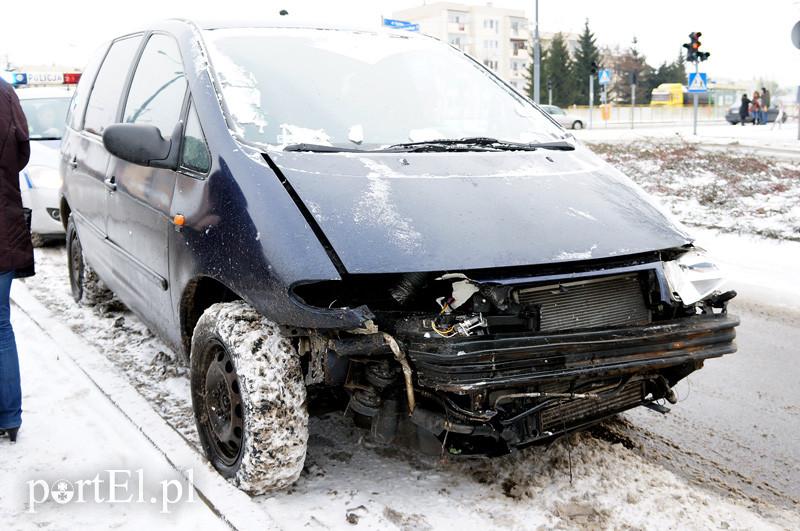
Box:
[102,122,183,170]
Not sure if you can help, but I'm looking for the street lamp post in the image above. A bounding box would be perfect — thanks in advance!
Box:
[533,0,541,104]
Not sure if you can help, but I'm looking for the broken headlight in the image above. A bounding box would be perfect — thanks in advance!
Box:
[662,249,727,305]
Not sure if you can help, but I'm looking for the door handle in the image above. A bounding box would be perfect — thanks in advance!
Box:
[103,176,117,192]
[68,156,78,169]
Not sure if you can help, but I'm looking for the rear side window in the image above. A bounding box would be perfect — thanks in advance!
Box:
[83,36,142,134]
[123,34,187,136]
[181,102,211,173]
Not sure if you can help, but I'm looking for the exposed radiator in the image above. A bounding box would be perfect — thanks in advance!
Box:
[539,381,644,433]
[516,274,650,332]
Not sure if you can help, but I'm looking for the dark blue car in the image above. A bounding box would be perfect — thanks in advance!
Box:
[59,19,739,493]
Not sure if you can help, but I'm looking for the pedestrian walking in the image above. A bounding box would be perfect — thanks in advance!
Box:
[750,91,761,125]
[0,76,33,443]
[760,87,771,125]
[739,93,751,126]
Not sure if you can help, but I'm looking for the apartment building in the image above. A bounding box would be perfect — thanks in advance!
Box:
[393,2,531,91]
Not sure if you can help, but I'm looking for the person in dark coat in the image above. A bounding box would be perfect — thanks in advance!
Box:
[0,76,32,442]
[738,94,751,126]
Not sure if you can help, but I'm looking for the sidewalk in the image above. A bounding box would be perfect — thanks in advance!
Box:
[574,122,800,157]
[1,283,274,531]
[0,302,225,529]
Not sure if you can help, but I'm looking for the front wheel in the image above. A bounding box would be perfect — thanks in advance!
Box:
[66,215,113,305]
[190,301,308,494]
[572,120,584,130]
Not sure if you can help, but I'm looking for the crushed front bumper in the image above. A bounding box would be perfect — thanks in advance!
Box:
[405,314,739,393]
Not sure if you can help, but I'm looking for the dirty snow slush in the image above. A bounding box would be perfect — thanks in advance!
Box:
[20,246,799,529]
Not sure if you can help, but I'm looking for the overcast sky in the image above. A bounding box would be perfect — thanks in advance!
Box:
[3,0,799,89]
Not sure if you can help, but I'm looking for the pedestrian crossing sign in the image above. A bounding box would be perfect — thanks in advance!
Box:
[598,69,612,85]
[687,72,708,93]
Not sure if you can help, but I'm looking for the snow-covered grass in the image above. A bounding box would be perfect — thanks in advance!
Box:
[592,140,800,240]
[19,246,800,530]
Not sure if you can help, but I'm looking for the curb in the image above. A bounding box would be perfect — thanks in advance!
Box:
[10,281,278,531]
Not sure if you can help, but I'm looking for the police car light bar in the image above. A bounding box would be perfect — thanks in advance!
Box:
[1,71,81,86]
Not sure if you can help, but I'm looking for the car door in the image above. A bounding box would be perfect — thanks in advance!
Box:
[62,35,142,275]
[105,33,188,332]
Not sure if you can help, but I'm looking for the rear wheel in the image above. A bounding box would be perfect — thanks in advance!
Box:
[572,120,584,130]
[30,233,46,248]
[66,215,113,305]
[190,301,308,494]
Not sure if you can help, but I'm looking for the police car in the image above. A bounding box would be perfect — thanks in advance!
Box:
[3,71,80,245]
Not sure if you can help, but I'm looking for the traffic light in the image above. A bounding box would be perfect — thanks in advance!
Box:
[590,61,598,75]
[683,32,710,63]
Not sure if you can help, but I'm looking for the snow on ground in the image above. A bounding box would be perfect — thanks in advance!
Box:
[0,302,226,529]
[16,246,800,530]
[575,122,800,153]
[589,140,800,241]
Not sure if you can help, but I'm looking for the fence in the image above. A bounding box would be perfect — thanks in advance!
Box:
[567,104,730,126]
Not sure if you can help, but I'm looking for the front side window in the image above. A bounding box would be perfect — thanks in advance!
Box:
[181,101,211,173]
[123,34,187,136]
[203,28,564,149]
[83,36,142,134]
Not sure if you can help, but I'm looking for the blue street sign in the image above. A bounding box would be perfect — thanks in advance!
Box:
[687,72,708,93]
[382,18,419,31]
[597,69,612,85]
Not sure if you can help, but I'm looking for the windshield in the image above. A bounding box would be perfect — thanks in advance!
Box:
[20,97,70,140]
[203,28,564,150]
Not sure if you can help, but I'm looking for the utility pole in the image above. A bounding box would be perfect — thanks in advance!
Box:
[631,72,636,129]
[692,61,699,136]
[533,0,541,104]
[589,61,597,130]
[547,79,553,106]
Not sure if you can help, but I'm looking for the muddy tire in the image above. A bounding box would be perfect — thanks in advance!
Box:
[66,215,113,305]
[190,301,308,494]
[30,232,46,248]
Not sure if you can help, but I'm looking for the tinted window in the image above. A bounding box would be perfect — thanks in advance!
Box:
[123,34,187,136]
[181,102,210,173]
[83,36,142,134]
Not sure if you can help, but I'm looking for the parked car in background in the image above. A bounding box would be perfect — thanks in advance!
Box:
[540,104,584,129]
[17,86,73,245]
[725,104,787,125]
[60,20,739,494]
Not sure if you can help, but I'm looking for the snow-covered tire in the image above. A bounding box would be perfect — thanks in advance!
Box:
[190,301,308,494]
[66,215,113,306]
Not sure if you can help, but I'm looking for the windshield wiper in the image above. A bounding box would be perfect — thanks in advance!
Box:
[283,143,367,153]
[382,137,575,152]
[283,138,576,153]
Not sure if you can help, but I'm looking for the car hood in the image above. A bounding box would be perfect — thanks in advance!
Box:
[267,145,692,274]
[27,139,61,167]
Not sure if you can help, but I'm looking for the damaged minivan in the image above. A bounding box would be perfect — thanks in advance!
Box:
[59,20,739,493]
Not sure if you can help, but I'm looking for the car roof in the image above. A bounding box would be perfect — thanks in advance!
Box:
[14,86,75,100]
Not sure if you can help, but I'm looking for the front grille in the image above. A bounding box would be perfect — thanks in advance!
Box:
[516,274,650,331]
[539,381,644,433]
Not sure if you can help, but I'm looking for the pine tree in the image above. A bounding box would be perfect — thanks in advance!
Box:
[542,33,575,106]
[572,19,602,105]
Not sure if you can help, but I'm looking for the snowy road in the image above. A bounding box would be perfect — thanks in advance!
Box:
[6,236,799,530]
